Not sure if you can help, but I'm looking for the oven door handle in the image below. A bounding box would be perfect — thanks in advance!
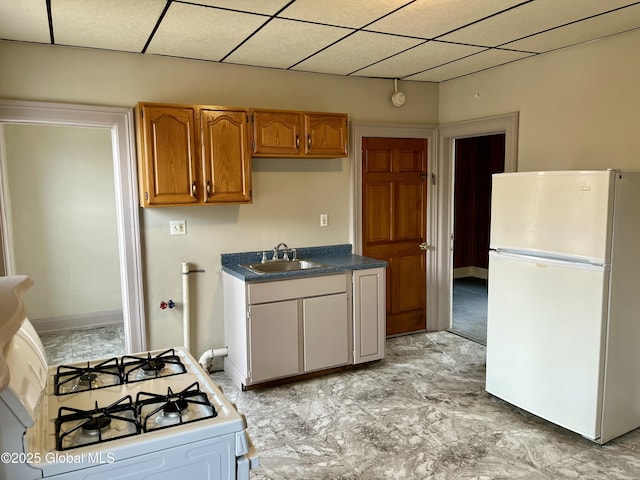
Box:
[236,429,259,480]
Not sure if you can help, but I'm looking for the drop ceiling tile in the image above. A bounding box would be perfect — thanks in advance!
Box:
[293,31,423,76]
[280,0,411,28]
[503,3,640,53]
[440,0,640,47]
[52,0,166,52]
[405,48,533,82]
[366,0,524,39]
[0,0,50,43]
[353,41,484,79]
[225,18,349,69]
[146,3,267,61]
[184,0,290,15]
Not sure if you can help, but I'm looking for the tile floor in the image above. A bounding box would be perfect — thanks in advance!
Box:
[39,324,126,364]
[41,327,640,479]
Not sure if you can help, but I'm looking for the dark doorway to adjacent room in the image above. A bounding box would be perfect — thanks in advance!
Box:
[450,133,505,344]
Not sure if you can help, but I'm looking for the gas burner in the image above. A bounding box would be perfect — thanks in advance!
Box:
[141,359,166,377]
[55,396,140,451]
[136,382,217,432]
[121,349,186,383]
[78,373,97,387]
[81,416,112,436]
[54,358,122,395]
[162,399,188,418]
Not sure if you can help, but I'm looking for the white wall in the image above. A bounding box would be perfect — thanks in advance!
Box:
[4,124,121,320]
[439,28,640,172]
[0,40,438,354]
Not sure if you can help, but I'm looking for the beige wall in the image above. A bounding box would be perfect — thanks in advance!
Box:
[0,40,438,355]
[4,124,121,320]
[439,28,640,172]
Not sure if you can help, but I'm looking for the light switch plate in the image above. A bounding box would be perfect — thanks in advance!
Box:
[320,214,328,227]
[170,220,186,235]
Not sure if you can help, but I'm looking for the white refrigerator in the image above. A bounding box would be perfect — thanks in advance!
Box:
[486,170,640,444]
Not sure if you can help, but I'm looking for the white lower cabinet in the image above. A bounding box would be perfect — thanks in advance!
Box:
[223,268,385,389]
[303,293,349,372]
[248,300,299,383]
[353,267,386,363]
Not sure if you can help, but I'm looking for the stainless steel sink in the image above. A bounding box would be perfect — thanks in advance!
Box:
[241,260,329,274]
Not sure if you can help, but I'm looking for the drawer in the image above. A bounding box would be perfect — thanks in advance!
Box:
[248,274,348,304]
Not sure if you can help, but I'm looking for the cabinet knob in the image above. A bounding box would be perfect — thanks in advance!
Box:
[191,181,197,198]
[206,180,211,200]
[295,135,300,149]
[307,134,311,149]
[419,242,430,251]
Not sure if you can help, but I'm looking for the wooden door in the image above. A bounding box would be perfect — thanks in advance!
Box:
[362,137,428,336]
[200,109,252,204]
[138,104,198,206]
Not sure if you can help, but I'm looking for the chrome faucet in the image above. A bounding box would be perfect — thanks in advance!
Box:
[273,242,288,261]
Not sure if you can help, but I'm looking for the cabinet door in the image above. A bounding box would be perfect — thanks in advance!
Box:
[201,109,251,204]
[303,293,349,372]
[138,104,199,206]
[304,113,348,157]
[353,268,386,363]
[248,300,300,383]
[251,111,301,156]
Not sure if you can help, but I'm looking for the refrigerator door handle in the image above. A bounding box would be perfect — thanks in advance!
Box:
[491,250,608,271]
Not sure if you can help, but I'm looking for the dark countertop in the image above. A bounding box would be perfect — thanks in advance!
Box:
[221,244,387,282]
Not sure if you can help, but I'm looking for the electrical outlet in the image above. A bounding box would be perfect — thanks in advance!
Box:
[170,220,186,236]
[320,214,328,227]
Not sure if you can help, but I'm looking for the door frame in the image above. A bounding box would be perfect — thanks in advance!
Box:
[436,112,519,332]
[0,99,146,353]
[350,122,437,330]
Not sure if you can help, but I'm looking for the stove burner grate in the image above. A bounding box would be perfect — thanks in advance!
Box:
[121,349,186,383]
[136,382,217,432]
[55,395,140,451]
[54,358,123,395]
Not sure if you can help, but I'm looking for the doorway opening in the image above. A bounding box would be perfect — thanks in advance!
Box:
[450,134,505,344]
[0,100,146,355]
[434,112,519,335]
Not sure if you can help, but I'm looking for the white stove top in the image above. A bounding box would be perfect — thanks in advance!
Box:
[27,347,247,476]
[1,276,257,479]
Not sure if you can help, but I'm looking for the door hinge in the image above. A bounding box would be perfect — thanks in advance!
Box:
[251,140,256,151]
[431,173,436,185]
[144,192,149,201]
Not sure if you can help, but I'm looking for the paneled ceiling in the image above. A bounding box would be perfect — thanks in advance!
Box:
[1,0,639,82]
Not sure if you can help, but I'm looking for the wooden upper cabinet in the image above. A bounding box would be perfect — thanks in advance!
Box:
[304,113,348,157]
[251,109,348,158]
[137,104,199,206]
[251,110,302,156]
[136,102,252,207]
[200,109,251,204]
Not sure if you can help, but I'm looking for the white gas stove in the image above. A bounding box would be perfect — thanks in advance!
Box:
[0,276,258,479]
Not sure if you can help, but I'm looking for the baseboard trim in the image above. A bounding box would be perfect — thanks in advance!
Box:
[31,310,124,334]
[453,267,488,280]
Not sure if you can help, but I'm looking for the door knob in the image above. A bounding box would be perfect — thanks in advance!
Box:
[419,242,430,250]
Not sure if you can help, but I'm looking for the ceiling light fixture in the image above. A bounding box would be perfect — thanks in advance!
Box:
[391,78,406,107]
